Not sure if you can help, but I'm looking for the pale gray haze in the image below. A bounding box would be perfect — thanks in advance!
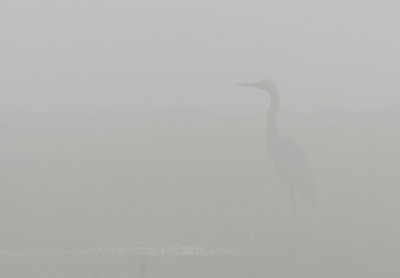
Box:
[0,0,399,277]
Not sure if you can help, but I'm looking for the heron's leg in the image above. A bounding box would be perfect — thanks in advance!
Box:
[290,189,297,230]
[138,256,147,278]
[94,264,102,278]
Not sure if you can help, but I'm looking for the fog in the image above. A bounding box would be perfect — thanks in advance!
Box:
[0,0,399,277]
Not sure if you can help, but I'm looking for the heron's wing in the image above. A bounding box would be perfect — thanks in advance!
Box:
[272,137,317,207]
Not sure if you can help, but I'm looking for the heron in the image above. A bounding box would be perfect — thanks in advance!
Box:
[237,79,317,226]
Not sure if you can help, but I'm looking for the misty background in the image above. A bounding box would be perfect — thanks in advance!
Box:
[0,0,399,276]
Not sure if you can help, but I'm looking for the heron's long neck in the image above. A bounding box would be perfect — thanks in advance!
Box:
[267,90,279,138]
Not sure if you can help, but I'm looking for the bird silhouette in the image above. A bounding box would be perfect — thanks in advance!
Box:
[237,79,317,226]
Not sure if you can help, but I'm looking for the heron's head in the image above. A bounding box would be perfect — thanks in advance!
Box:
[237,79,277,93]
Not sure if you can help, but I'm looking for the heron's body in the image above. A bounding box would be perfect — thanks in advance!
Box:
[271,136,317,206]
